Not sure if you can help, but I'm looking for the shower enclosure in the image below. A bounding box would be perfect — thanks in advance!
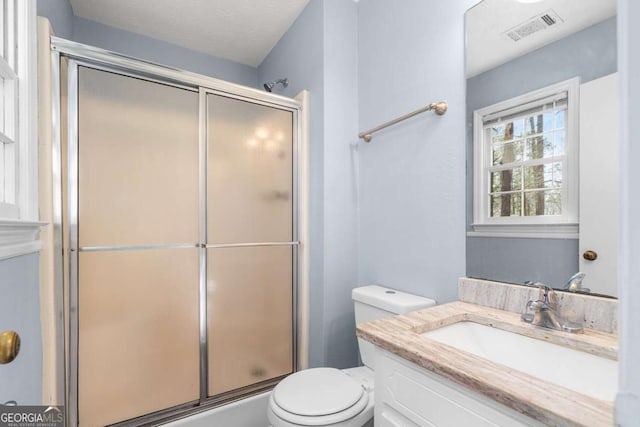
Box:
[50,38,302,426]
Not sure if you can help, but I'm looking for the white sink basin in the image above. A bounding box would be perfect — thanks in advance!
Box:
[422,321,618,402]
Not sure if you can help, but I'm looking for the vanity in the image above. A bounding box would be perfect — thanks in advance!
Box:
[356,278,618,427]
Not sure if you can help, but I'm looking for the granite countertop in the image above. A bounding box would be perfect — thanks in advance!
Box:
[356,301,618,427]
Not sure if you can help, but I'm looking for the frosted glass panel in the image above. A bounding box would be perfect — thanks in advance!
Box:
[207,246,293,396]
[78,67,199,247]
[207,95,293,243]
[78,249,199,426]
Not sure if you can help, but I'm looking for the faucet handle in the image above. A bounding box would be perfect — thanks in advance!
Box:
[565,272,590,293]
[523,281,556,307]
[531,282,552,303]
[524,281,551,291]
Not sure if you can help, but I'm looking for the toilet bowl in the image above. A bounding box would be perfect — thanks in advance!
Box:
[267,367,374,427]
[267,285,436,427]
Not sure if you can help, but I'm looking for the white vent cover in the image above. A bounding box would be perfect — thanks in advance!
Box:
[503,9,564,42]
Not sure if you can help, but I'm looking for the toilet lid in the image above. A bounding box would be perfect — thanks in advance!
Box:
[273,368,365,417]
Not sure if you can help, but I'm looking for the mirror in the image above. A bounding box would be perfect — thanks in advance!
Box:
[465,0,618,296]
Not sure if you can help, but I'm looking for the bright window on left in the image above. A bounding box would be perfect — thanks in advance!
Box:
[0,0,19,218]
[0,0,37,223]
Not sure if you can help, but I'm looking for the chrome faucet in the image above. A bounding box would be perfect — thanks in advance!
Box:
[521,283,583,333]
[564,272,590,293]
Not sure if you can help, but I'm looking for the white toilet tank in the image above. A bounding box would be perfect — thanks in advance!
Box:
[352,285,436,369]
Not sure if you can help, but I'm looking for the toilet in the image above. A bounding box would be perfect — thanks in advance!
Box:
[267,285,436,427]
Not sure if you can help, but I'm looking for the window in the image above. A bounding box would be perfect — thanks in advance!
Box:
[0,0,39,258]
[0,0,36,219]
[0,0,19,218]
[471,79,579,237]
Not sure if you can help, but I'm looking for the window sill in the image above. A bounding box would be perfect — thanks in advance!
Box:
[0,219,46,260]
[468,223,579,239]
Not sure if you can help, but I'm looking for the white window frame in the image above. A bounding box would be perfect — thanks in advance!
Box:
[470,78,580,239]
[0,0,20,218]
[0,0,40,260]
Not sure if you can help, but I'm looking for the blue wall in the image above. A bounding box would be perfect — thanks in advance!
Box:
[258,0,327,368]
[0,254,42,405]
[37,0,73,39]
[465,18,617,288]
[357,0,473,304]
[258,0,360,369]
[262,0,473,369]
[318,0,359,368]
[37,0,258,87]
[72,17,258,87]
[262,0,474,368]
[467,238,578,288]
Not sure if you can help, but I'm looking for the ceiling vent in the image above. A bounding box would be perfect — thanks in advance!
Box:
[503,9,564,42]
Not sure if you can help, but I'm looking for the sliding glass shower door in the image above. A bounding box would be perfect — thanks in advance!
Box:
[206,95,294,396]
[66,62,297,426]
[75,67,201,426]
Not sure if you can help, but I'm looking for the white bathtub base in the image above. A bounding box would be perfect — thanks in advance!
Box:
[164,392,271,427]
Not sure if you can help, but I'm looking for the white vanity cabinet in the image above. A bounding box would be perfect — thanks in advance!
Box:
[374,349,546,427]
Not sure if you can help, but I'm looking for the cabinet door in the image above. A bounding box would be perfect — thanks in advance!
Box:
[375,350,541,427]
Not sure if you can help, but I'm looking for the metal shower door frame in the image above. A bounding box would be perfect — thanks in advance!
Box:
[51,38,302,427]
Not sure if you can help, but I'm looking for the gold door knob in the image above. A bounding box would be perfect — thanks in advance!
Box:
[0,330,20,364]
[583,250,598,261]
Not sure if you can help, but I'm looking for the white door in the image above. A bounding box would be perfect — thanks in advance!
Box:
[579,73,619,296]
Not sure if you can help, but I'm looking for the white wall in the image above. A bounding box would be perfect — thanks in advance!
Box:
[616,0,640,424]
[357,0,476,303]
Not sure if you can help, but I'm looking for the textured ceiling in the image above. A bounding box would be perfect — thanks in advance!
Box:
[70,0,311,67]
[467,0,616,77]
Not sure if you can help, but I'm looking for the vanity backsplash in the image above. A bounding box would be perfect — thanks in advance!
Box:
[459,277,618,334]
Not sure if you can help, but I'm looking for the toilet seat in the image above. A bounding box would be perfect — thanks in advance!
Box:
[269,368,370,426]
